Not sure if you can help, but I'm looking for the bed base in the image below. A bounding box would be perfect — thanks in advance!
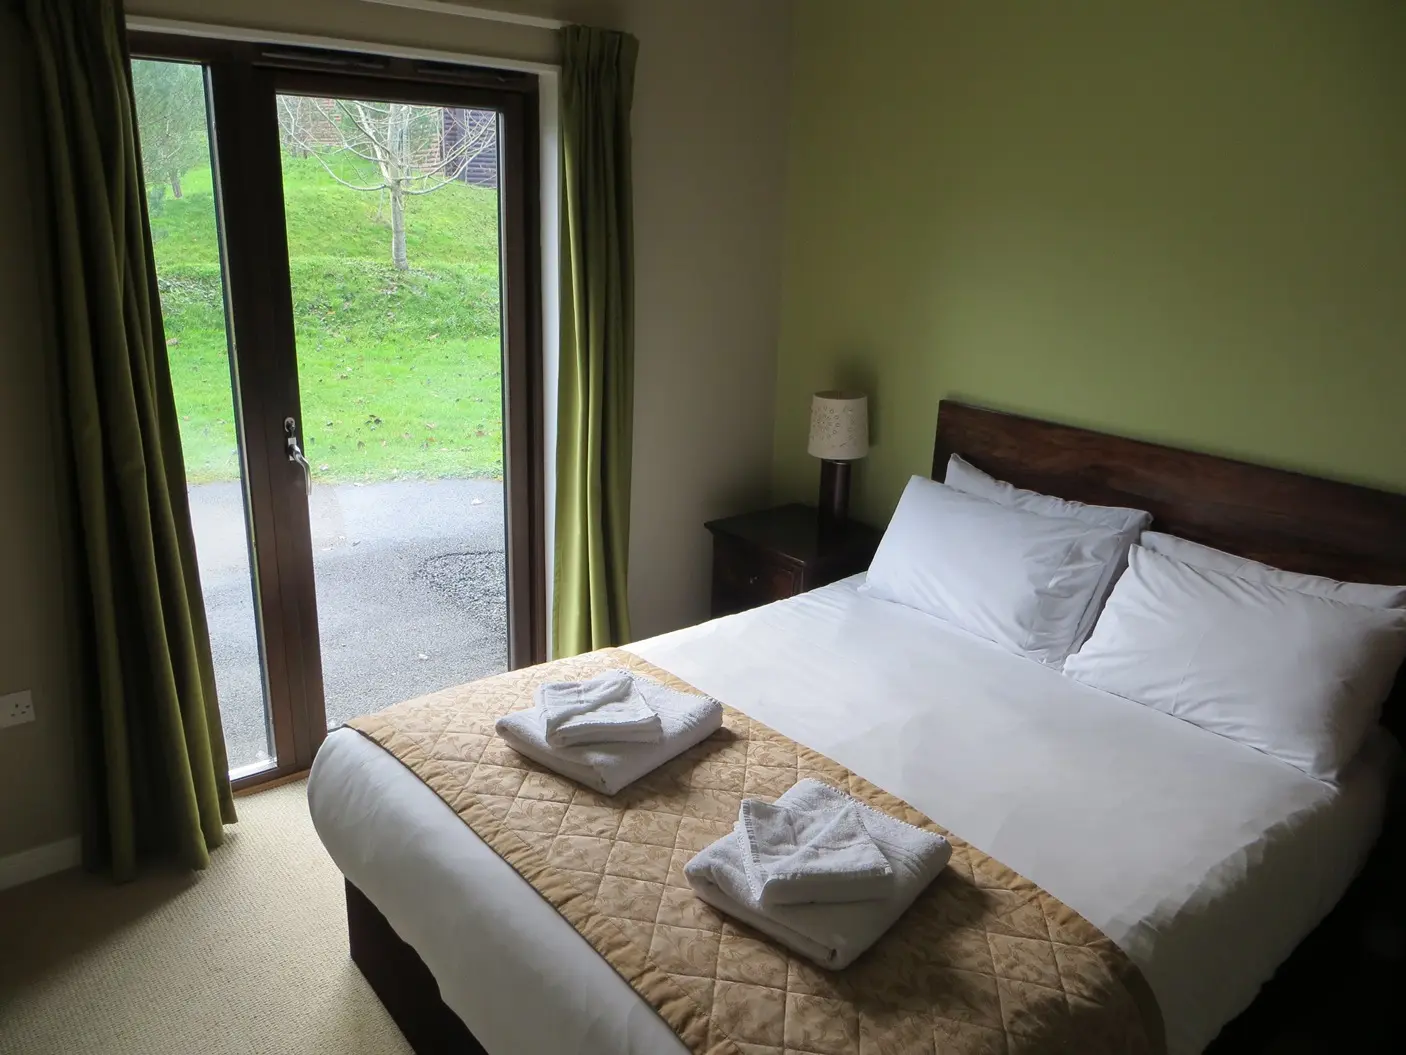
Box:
[346,880,487,1055]
[346,867,1390,1055]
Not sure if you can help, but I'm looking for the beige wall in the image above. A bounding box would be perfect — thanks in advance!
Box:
[0,1,790,858]
[0,4,83,860]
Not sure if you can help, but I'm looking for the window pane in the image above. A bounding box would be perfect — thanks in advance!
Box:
[276,95,509,728]
[132,58,275,776]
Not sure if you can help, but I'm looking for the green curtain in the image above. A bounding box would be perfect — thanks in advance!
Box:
[24,0,235,881]
[553,26,640,657]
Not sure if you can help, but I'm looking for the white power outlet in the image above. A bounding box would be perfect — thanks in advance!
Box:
[0,690,35,729]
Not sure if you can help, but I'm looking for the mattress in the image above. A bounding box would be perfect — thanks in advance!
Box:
[308,576,1397,1055]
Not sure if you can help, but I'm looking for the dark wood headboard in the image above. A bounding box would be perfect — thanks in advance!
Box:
[932,400,1406,739]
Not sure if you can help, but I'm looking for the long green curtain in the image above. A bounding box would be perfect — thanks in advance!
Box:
[24,0,235,881]
[553,26,640,657]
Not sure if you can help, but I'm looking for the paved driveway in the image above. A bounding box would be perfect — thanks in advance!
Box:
[189,478,508,771]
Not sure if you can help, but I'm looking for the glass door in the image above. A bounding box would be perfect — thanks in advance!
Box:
[274,92,514,730]
[127,36,545,788]
[129,57,282,781]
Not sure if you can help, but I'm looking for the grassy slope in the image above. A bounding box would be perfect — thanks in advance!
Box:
[152,157,504,483]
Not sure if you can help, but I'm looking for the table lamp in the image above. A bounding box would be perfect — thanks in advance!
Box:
[807,391,869,526]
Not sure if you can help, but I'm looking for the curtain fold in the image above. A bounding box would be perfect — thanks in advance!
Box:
[553,25,640,657]
[24,0,235,881]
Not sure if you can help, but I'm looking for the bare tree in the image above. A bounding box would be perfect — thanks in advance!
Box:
[131,59,207,200]
[276,94,321,159]
[277,97,497,271]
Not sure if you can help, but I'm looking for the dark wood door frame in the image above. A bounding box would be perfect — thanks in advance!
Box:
[129,33,546,790]
[202,57,318,789]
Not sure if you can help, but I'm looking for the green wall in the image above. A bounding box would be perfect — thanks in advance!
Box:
[773,0,1406,527]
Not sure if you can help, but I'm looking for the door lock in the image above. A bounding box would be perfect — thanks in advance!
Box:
[284,416,312,495]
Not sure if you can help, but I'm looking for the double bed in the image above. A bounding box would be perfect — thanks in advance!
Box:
[308,402,1406,1054]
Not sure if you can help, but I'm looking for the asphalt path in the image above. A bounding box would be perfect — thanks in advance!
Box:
[189,479,508,771]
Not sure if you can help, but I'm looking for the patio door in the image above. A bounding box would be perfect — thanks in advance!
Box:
[127,35,545,790]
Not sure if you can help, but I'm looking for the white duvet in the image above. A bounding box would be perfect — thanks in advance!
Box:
[309,576,1395,1055]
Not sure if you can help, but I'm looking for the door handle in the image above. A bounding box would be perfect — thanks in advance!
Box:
[284,416,312,495]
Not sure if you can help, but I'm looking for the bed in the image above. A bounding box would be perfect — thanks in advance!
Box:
[308,401,1406,1055]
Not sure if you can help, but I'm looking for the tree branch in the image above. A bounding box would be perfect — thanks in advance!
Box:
[301,148,388,193]
[339,100,392,156]
[403,172,471,195]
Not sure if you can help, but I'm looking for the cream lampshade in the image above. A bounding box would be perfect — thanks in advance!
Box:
[807,392,869,461]
[807,391,868,525]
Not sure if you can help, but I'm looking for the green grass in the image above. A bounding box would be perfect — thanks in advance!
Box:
[149,155,503,483]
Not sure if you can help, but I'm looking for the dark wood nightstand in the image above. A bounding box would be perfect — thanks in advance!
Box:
[704,504,882,618]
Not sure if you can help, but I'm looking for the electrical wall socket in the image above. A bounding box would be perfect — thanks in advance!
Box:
[0,690,35,729]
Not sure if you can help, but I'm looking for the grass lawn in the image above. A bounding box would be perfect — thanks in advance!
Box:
[149,155,503,483]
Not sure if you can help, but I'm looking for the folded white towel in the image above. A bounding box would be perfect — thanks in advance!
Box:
[685,779,952,969]
[740,798,894,908]
[539,670,663,747]
[495,676,723,795]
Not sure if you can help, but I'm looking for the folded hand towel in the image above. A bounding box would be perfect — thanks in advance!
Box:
[685,779,951,969]
[539,670,663,747]
[740,799,894,908]
[495,676,723,795]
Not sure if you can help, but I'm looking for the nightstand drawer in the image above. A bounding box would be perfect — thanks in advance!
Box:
[706,504,880,619]
[710,537,800,617]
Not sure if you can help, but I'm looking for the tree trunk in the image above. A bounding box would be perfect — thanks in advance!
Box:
[169,169,183,199]
[390,183,408,271]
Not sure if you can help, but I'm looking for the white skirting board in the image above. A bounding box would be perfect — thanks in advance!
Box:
[0,836,81,892]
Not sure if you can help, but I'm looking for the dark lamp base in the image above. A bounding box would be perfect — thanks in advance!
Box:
[818,459,853,528]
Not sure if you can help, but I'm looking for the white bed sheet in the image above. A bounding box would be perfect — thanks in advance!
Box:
[309,577,1396,1055]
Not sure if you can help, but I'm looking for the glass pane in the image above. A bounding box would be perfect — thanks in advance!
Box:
[275,95,509,729]
[132,59,274,776]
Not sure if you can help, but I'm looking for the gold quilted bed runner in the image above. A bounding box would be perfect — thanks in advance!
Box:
[347,649,1165,1055]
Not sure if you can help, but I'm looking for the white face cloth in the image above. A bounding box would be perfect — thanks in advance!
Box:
[495,678,723,795]
[685,779,952,969]
[538,670,662,747]
[739,797,894,908]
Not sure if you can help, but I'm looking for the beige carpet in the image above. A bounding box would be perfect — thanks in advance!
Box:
[0,782,412,1055]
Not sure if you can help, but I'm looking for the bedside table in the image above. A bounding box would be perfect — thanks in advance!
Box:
[704,504,882,618]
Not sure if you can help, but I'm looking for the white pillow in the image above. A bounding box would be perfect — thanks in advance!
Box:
[945,455,1151,649]
[1139,531,1406,609]
[861,476,1125,667]
[1065,546,1406,782]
